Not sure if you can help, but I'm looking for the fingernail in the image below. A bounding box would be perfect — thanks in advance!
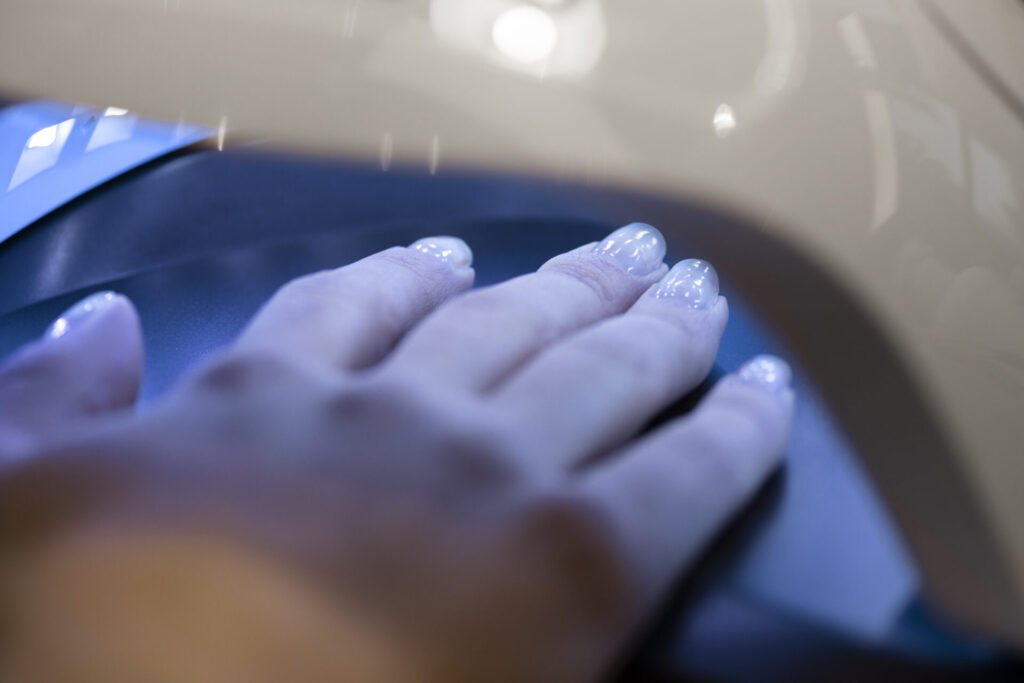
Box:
[591,223,666,275]
[44,291,119,340]
[654,258,720,309]
[738,355,793,393]
[410,236,473,268]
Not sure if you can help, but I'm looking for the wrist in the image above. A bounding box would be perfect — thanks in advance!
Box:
[1,526,412,683]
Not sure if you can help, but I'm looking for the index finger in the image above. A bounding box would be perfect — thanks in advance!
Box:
[233,237,475,371]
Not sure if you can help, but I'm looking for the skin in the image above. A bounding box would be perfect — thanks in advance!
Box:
[0,233,793,682]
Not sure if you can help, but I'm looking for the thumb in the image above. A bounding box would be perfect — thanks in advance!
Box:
[0,291,144,462]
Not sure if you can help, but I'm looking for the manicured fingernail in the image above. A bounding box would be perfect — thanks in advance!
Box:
[44,291,119,340]
[410,236,473,268]
[591,223,666,275]
[738,355,792,393]
[654,258,720,309]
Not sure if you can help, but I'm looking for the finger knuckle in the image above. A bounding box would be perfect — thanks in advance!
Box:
[432,423,526,490]
[321,375,431,433]
[0,344,63,388]
[377,248,452,292]
[190,351,298,394]
[440,289,547,343]
[717,393,779,445]
[638,310,703,352]
[452,286,528,319]
[321,378,525,490]
[574,324,665,381]
[544,257,624,306]
[686,407,771,494]
[275,270,337,304]
[321,383,401,431]
[685,443,753,497]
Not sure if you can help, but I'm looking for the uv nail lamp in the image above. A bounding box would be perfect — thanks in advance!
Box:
[1,0,1023,679]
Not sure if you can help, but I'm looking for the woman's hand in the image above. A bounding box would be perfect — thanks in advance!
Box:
[0,225,793,682]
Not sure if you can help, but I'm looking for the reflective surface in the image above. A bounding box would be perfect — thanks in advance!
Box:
[0,100,211,242]
[1,0,1023,646]
[410,236,474,268]
[738,355,794,394]
[44,290,118,340]
[591,222,666,275]
[655,259,720,310]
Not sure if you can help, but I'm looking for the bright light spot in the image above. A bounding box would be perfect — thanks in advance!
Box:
[48,318,69,339]
[492,6,558,63]
[10,119,75,189]
[217,115,228,151]
[713,104,737,138]
[104,106,129,117]
[27,124,59,148]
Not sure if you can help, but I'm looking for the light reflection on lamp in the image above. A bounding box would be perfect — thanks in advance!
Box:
[87,107,139,152]
[756,0,804,96]
[430,0,605,79]
[9,119,75,190]
[48,318,68,338]
[492,6,558,64]
[27,124,59,149]
[713,104,737,137]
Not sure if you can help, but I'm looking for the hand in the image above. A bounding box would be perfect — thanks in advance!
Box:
[0,225,794,682]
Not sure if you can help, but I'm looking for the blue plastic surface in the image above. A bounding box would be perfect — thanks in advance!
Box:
[0,100,210,244]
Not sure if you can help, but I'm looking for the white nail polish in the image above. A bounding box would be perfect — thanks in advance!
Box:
[410,236,473,268]
[44,291,119,340]
[738,355,793,393]
[591,223,666,275]
[654,259,720,309]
